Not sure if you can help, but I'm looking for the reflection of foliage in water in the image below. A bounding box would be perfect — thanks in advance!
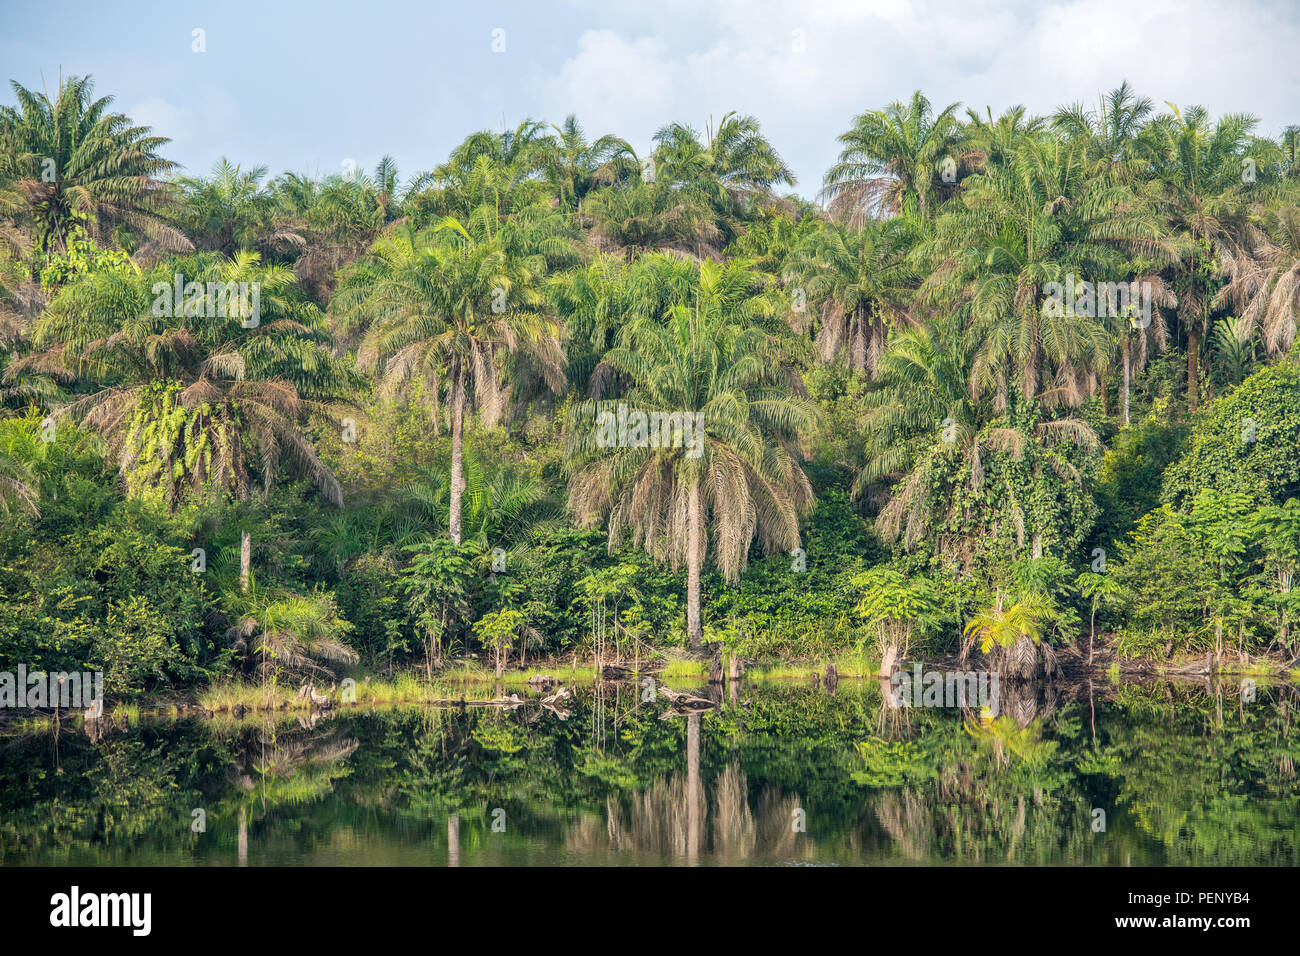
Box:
[1,679,1297,865]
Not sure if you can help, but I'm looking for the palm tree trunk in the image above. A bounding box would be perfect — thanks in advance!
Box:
[449,374,466,546]
[1121,334,1131,426]
[687,482,703,649]
[240,531,251,593]
[1187,320,1200,411]
[686,712,702,861]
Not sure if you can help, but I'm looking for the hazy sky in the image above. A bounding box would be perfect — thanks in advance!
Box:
[3,0,1297,199]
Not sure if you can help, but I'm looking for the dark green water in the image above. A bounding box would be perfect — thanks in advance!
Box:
[2,678,1297,865]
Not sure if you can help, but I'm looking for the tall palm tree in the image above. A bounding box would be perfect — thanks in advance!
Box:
[822,91,966,224]
[1148,104,1260,409]
[13,251,356,507]
[922,131,1171,410]
[567,262,813,647]
[334,219,563,544]
[0,75,182,252]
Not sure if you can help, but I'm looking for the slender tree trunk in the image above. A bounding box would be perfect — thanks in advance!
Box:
[686,482,703,650]
[1121,334,1131,426]
[447,814,460,867]
[240,531,251,593]
[1089,602,1097,665]
[686,712,701,861]
[1187,320,1200,412]
[448,374,466,546]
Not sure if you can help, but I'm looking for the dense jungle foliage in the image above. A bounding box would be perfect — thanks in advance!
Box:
[2,76,1299,699]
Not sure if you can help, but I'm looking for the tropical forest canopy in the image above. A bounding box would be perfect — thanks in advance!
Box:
[2,76,1299,698]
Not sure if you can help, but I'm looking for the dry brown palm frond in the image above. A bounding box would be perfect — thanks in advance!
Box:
[983,427,1025,459]
[1034,417,1100,450]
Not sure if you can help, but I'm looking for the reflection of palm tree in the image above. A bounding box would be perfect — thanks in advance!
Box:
[686,712,701,861]
[214,719,358,864]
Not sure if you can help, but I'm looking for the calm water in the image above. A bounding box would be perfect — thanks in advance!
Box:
[2,678,1297,866]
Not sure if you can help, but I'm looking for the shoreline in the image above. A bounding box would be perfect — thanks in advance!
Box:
[3,645,1297,725]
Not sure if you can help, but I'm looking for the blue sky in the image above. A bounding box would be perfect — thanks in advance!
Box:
[3,0,1298,200]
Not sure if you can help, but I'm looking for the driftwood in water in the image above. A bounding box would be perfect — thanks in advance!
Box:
[539,686,571,707]
[481,693,524,708]
[600,660,665,680]
[539,686,571,720]
[656,684,716,710]
[438,693,525,709]
[528,674,556,687]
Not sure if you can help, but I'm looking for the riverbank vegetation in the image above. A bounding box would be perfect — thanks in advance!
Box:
[2,76,1299,704]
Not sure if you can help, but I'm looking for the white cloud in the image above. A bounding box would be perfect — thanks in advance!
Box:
[543,0,1300,194]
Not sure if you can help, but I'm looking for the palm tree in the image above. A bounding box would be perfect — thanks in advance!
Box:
[229,590,359,681]
[922,131,1170,410]
[14,251,356,507]
[0,75,182,252]
[413,121,553,220]
[1051,81,1155,166]
[964,105,1049,173]
[1109,274,1174,425]
[586,180,720,259]
[862,324,1099,558]
[961,590,1051,680]
[536,115,636,214]
[822,91,966,224]
[567,262,814,647]
[179,158,304,257]
[653,111,796,200]
[1148,104,1259,409]
[551,252,632,388]
[397,445,561,553]
[794,217,917,375]
[855,323,979,501]
[334,219,563,545]
[1217,202,1300,357]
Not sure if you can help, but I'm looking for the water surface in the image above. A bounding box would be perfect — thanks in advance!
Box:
[2,678,1296,865]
